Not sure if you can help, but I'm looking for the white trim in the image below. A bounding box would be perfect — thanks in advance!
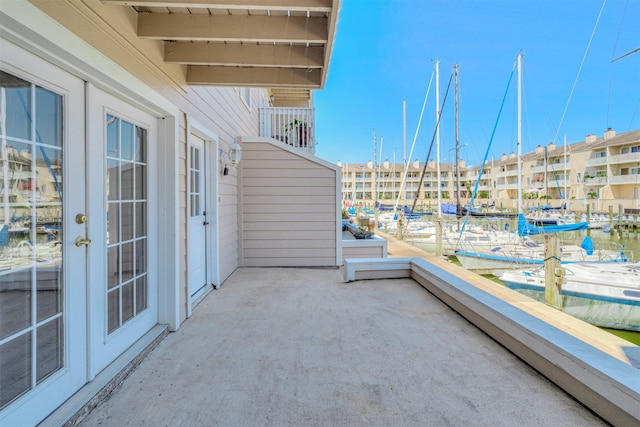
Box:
[187,117,220,291]
[157,115,180,331]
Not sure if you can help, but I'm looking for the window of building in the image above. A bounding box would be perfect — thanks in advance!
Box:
[239,87,251,109]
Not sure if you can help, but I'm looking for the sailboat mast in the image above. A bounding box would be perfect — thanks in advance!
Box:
[373,129,377,207]
[454,63,460,225]
[517,53,523,215]
[563,135,567,212]
[435,60,442,218]
[403,100,407,168]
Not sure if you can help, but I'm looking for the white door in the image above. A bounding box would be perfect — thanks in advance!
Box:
[0,42,87,426]
[86,86,158,378]
[188,134,209,304]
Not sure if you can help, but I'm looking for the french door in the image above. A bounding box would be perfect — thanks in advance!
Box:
[86,86,157,377]
[0,40,158,425]
[0,41,87,427]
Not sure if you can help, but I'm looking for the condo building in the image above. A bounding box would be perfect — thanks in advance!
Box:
[339,128,640,213]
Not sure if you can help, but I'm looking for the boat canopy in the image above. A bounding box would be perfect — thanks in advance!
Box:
[517,214,588,236]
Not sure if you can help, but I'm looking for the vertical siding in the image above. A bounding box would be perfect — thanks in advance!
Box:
[240,140,340,267]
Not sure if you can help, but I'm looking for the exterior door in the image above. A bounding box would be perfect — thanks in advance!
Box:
[86,86,158,377]
[0,41,87,426]
[188,134,209,304]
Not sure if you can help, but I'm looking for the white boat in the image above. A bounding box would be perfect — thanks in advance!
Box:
[409,226,520,255]
[580,213,618,229]
[456,237,629,273]
[497,263,640,331]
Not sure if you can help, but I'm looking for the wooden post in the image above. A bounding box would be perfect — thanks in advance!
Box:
[396,215,403,240]
[544,234,562,309]
[609,205,614,233]
[435,218,442,256]
[618,204,623,238]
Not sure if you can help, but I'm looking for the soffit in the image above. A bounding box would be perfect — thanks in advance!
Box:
[101,0,340,95]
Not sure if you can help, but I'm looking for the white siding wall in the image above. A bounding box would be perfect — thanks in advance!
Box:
[239,139,340,267]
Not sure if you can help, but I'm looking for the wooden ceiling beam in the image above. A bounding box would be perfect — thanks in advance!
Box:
[165,42,324,68]
[138,13,328,43]
[102,0,333,12]
[187,65,322,87]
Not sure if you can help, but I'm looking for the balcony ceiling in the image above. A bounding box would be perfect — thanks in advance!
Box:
[101,0,340,92]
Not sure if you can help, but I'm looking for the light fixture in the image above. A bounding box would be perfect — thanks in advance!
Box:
[228,140,242,167]
[219,149,229,175]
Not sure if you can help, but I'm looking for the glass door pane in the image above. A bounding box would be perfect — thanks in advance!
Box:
[0,71,63,409]
[105,115,148,334]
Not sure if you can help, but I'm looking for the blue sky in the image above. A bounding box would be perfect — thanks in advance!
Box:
[314,0,640,169]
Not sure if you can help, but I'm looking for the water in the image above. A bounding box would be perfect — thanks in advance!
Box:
[406,224,640,345]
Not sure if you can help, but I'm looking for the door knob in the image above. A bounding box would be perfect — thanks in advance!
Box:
[75,236,92,247]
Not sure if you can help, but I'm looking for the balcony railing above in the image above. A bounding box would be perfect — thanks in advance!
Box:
[585,156,607,167]
[259,107,315,154]
[609,152,640,165]
[584,176,608,186]
[609,173,640,184]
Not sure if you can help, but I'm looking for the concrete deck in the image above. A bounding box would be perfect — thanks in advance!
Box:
[75,265,612,426]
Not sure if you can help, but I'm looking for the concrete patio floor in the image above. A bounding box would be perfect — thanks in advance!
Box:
[76,266,608,426]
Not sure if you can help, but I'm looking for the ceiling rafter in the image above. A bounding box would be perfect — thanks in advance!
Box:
[165,42,324,68]
[138,14,328,43]
[102,0,333,13]
[100,0,340,94]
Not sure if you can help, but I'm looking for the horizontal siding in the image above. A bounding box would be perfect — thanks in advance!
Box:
[243,195,337,205]
[243,247,335,258]
[243,168,332,179]
[243,185,336,197]
[343,246,385,260]
[243,221,334,232]
[242,257,335,267]
[242,230,334,240]
[243,204,335,214]
[240,140,339,267]
[243,239,334,249]
[243,212,333,222]
[243,176,337,188]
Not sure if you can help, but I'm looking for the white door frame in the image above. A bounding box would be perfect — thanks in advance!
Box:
[186,117,219,317]
[86,84,159,378]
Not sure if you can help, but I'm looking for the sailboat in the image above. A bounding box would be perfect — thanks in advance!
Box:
[407,62,519,254]
[497,262,640,331]
[454,54,628,272]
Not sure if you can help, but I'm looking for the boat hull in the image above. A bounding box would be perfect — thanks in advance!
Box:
[499,264,640,331]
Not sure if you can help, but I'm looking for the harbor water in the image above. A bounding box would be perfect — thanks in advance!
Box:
[401,220,640,345]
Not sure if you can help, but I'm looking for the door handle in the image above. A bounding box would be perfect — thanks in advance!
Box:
[203,221,210,226]
[75,236,92,247]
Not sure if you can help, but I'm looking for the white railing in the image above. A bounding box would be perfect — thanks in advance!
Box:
[259,107,315,154]
[584,176,608,186]
[609,174,640,184]
[585,156,607,167]
[609,152,640,165]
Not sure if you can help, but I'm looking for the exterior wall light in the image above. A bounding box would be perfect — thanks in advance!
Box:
[228,140,242,167]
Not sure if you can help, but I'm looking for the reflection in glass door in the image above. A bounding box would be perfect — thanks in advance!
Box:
[106,114,148,334]
[0,71,64,410]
